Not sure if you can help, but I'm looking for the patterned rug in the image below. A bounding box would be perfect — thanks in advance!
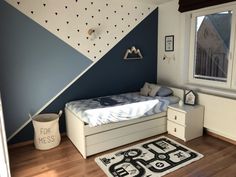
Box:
[95,136,203,177]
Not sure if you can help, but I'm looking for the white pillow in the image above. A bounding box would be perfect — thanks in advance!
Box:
[140,82,160,96]
[140,82,151,96]
[140,87,150,96]
[149,85,161,97]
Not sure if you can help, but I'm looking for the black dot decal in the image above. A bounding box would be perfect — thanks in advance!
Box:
[13,0,154,61]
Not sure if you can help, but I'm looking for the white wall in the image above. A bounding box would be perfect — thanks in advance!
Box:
[157,0,236,141]
[158,0,186,86]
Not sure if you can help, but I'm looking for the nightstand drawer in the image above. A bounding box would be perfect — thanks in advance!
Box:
[167,120,185,140]
[167,108,186,125]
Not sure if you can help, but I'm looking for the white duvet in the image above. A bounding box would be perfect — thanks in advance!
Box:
[83,100,160,127]
[66,92,179,127]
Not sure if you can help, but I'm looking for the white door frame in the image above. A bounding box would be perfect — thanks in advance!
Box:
[0,94,11,177]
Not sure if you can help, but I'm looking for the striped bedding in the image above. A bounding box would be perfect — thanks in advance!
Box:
[66,92,179,127]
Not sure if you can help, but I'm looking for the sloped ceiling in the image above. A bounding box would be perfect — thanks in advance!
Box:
[5,0,158,61]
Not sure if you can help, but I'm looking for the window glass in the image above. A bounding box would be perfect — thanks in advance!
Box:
[194,11,232,82]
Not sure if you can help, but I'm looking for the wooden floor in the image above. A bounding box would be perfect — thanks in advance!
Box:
[9,134,236,177]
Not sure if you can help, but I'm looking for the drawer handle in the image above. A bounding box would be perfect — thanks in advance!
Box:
[174,115,177,120]
[174,128,177,132]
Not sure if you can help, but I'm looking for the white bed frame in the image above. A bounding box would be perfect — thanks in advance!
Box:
[65,87,183,159]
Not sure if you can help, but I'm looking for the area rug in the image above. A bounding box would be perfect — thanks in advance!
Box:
[95,136,203,177]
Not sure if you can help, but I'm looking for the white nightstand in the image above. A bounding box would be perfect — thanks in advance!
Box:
[167,104,204,142]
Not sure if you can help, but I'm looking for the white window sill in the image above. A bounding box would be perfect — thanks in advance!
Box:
[185,83,236,100]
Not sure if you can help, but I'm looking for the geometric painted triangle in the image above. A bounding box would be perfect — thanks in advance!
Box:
[5,0,158,61]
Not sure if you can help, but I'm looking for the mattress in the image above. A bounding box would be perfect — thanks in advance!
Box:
[66,92,179,127]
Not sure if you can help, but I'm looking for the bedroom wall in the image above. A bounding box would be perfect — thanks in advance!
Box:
[0,1,92,138]
[157,0,236,141]
[0,1,158,143]
[157,0,189,86]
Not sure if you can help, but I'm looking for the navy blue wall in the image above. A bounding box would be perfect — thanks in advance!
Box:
[9,8,158,144]
[0,1,92,138]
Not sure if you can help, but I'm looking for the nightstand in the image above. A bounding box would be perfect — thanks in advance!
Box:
[167,104,204,142]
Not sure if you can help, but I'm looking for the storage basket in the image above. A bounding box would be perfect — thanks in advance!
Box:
[31,111,62,150]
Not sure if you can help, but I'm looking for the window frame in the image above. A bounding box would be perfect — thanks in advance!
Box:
[188,4,236,89]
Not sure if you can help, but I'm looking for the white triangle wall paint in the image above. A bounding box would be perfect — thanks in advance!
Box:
[5,0,158,61]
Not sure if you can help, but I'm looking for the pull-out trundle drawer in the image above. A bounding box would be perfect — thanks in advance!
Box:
[65,108,167,158]
[86,117,167,156]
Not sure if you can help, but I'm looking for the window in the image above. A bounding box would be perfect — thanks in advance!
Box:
[189,4,236,89]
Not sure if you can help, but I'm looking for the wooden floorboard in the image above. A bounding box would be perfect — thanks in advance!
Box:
[8,134,236,177]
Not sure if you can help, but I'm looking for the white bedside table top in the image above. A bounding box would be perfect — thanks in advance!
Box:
[168,104,204,113]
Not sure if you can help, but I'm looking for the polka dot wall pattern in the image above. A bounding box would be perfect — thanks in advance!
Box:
[5,0,158,62]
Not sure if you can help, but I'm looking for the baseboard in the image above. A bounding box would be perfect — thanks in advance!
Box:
[204,128,236,146]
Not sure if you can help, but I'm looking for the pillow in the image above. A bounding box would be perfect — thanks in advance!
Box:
[149,85,160,97]
[164,96,180,104]
[140,82,151,96]
[156,86,173,97]
[140,82,161,97]
[140,88,150,96]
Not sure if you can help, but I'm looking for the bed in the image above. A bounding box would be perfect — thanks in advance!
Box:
[65,88,182,158]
